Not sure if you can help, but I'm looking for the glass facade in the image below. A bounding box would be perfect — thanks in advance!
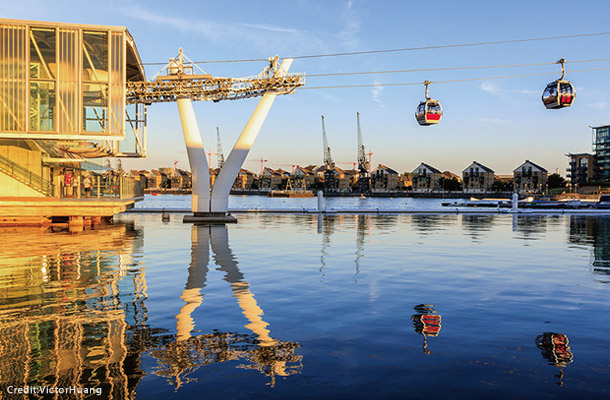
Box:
[0,25,27,132]
[594,126,610,182]
[29,27,56,131]
[0,20,139,140]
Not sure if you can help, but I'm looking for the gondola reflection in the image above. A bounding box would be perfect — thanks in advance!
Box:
[535,332,573,386]
[411,304,442,354]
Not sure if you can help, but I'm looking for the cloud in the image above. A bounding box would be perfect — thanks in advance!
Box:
[238,23,301,34]
[336,1,362,48]
[587,102,607,109]
[371,81,384,107]
[480,81,501,95]
[120,4,327,55]
[522,88,539,95]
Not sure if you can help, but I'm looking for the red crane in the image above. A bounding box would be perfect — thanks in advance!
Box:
[246,157,268,174]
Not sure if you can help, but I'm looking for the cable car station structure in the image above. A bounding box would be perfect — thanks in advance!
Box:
[128,49,303,222]
[0,18,303,224]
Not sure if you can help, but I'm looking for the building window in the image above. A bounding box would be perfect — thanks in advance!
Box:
[29,27,56,132]
[82,31,108,133]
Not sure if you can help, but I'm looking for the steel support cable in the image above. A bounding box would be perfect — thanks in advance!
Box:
[305,57,610,78]
[299,66,610,90]
[139,32,610,66]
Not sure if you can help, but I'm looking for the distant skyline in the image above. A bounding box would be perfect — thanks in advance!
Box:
[3,0,610,175]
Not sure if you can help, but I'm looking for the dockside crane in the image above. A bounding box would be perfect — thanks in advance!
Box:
[356,112,371,193]
[216,127,225,169]
[321,115,337,192]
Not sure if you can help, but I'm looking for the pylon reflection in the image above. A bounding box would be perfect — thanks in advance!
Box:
[162,224,302,388]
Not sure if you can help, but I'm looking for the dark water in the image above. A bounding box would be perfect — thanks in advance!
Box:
[0,214,609,399]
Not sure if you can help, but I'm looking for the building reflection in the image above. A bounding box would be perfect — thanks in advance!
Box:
[157,224,302,389]
[568,216,610,282]
[511,215,548,241]
[0,221,303,396]
[410,215,451,235]
[0,223,147,399]
[461,215,495,242]
[355,214,370,282]
[535,332,573,386]
[411,304,442,354]
[317,214,371,281]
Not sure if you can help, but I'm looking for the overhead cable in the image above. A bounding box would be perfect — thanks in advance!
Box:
[300,67,610,90]
[140,31,610,66]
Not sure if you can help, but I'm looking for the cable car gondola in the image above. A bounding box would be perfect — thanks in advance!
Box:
[416,81,443,125]
[542,58,575,109]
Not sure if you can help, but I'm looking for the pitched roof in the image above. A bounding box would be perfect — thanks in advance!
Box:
[513,160,548,173]
[462,161,494,173]
[374,164,399,174]
[413,162,442,174]
[441,171,460,180]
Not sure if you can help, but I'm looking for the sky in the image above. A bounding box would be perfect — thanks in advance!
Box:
[3,0,610,175]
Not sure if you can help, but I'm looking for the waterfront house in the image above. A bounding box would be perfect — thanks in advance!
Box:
[462,161,495,193]
[412,163,443,192]
[172,169,191,190]
[147,170,170,189]
[313,165,349,191]
[128,170,149,189]
[399,173,413,190]
[210,168,220,187]
[233,168,257,190]
[566,153,595,191]
[437,171,462,192]
[371,164,400,191]
[342,169,359,190]
[260,167,287,190]
[291,166,316,190]
[331,166,351,191]
[513,160,548,194]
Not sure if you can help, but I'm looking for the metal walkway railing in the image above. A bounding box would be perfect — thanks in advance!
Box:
[0,152,53,196]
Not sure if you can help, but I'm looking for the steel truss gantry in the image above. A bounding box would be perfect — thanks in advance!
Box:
[127,50,304,222]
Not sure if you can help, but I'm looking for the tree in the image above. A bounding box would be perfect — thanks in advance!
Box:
[438,177,461,191]
[547,173,566,189]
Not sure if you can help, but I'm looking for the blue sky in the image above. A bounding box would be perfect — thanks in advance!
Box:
[3,0,610,175]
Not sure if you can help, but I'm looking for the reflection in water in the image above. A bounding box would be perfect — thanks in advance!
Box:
[318,215,338,280]
[317,215,371,282]
[568,216,610,282]
[354,215,370,282]
[512,215,548,241]
[462,215,495,242]
[0,223,147,399]
[0,221,302,396]
[410,215,449,235]
[162,225,302,389]
[411,304,442,354]
[535,332,573,386]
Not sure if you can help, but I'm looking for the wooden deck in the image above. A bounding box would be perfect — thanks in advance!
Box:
[0,196,141,226]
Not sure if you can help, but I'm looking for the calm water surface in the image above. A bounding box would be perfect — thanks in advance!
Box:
[1,213,609,399]
[134,193,447,210]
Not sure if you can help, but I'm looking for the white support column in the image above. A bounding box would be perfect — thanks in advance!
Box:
[177,97,210,213]
[210,59,294,213]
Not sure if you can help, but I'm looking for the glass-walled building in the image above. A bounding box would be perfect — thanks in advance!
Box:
[593,125,610,183]
[0,18,146,156]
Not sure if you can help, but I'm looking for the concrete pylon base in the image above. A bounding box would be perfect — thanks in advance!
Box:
[183,212,238,224]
